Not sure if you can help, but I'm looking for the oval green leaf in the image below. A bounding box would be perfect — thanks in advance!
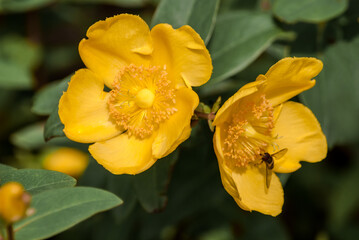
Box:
[151,0,220,44]
[0,163,16,174]
[133,151,178,213]
[273,0,348,24]
[300,37,359,148]
[107,174,137,223]
[44,107,65,141]
[0,169,76,195]
[0,0,55,13]
[207,11,293,84]
[10,123,45,150]
[62,0,148,8]
[0,35,41,90]
[32,76,71,116]
[14,187,123,240]
[10,122,76,150]
[0,61,33,90]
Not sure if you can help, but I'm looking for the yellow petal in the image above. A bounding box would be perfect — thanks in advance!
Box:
[89,133,156,175]
[59,69,122,143]
[152,88,199,158]
[214,119,283,216]
[213,80,264,126]
[151,24,212,88]
[263,57,323,106]
[162,124,192,157]
[79,14,152,88]
[272,101,327,173]
[232,166,284,217]
[213,126,225,161]
[213,128,240,199]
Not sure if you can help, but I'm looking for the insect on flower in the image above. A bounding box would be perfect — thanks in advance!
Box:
[260,148,288,189]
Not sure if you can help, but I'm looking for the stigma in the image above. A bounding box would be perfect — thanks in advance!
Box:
[135,88,155,108]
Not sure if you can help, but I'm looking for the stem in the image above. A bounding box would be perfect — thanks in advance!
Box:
[6,225,14,240]
[194,111,215,121]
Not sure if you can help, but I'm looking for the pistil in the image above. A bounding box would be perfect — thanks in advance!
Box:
[135,88,155,108]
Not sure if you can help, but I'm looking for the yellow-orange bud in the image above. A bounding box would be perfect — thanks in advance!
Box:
[0,182,31,224]
[42,147,89,178]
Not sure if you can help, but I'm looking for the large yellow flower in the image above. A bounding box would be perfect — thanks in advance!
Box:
[59,14,212,174]
[213,57,327,216]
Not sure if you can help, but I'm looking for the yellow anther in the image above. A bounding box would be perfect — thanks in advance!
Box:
[135,88,155,108]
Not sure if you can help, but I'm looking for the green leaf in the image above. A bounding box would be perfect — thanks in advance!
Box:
[329,163,359,231]
[0,0,55,13]
[0,169,76,195]
[107,174,137,223]
[0,35,41,90]
[199,53,278,97]
[207,11,293,84]
[14,187,123,240]
[273,0,348,24]
[62,0,149,8]
[199,226,234,240]
[10,123,45,150]
[0,163,16,174]
[151,0,220,43]
[0,60,33,90]
[300,37,359,147]
[32,76,71,116]
[133,151,178,212]
[0,35,41,70]
[44,107,65,141]
[10,122,77,150]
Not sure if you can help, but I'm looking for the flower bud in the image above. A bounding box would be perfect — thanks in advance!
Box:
[0,182,31,224]
[43,147,89,178]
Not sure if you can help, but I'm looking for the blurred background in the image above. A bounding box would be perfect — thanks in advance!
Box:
[1,0,359,239]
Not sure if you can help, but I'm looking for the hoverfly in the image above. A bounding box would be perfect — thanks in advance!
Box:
[261,148,288,189]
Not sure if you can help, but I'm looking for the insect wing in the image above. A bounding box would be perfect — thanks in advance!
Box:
[271,148,288,160]
[265,165,272,189]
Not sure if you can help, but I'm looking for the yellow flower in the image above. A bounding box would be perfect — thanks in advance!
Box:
[42,147,89,178]
[58,14,212,174]
[0,182,31,224]
[213,57,327,216]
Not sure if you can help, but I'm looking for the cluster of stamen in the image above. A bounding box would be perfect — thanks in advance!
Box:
[108,64,177,139]
[223,95,275,168]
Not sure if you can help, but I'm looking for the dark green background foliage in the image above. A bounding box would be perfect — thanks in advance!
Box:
[0,0,359,239]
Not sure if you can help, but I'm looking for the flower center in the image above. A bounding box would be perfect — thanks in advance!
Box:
[135,88,155,108]
[108,64,177,139]
[222,95,275,168]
